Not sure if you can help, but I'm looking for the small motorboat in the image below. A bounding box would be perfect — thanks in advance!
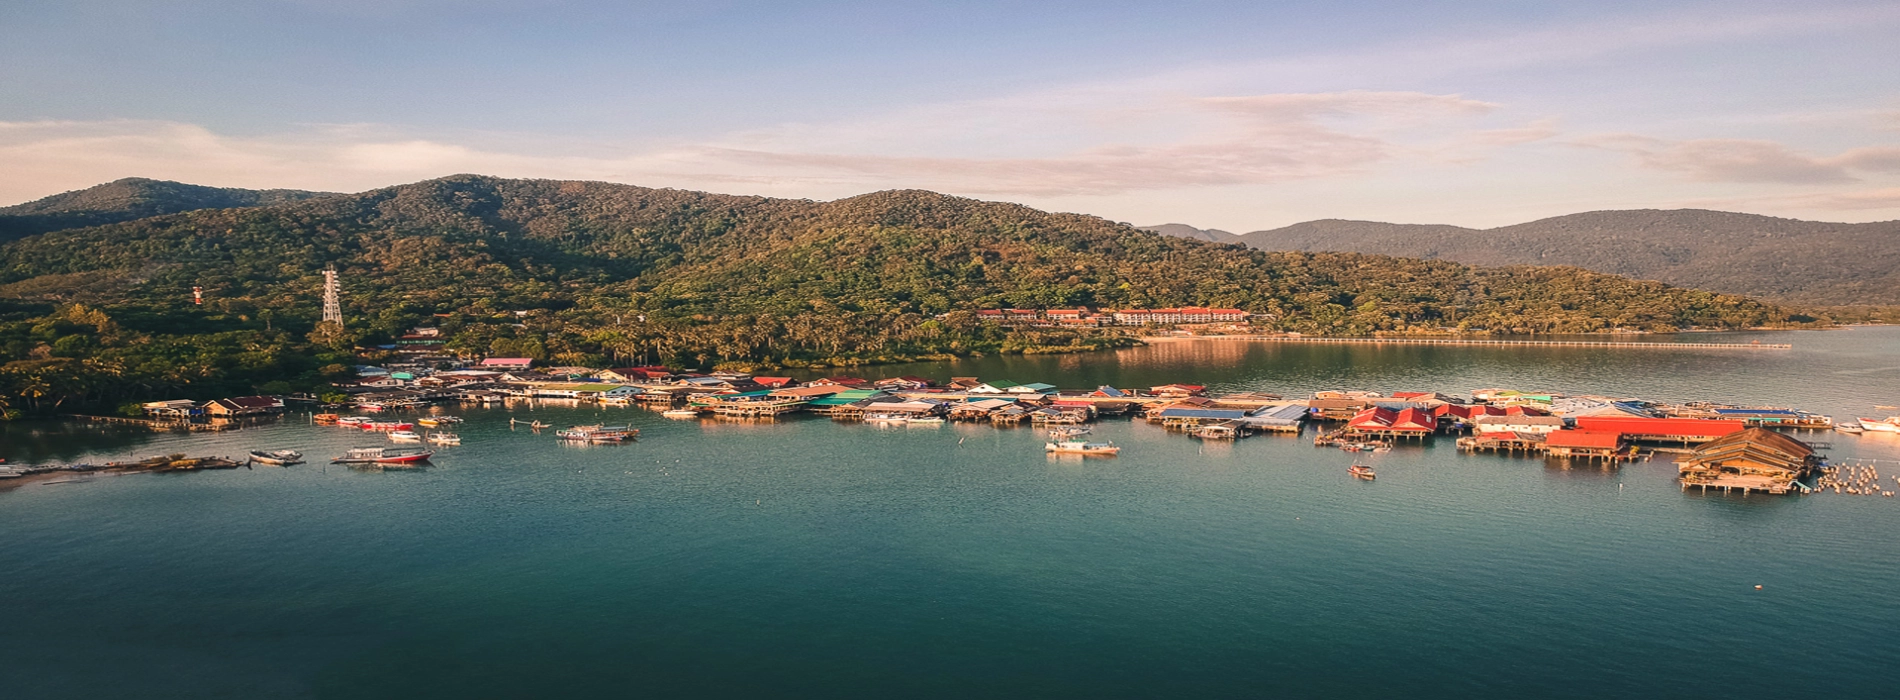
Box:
[1349,464,1376,480]
[314,413,341,424]
[388,430,422,442]
[1836,423,1865,434]
[662,409,700,419]
[1045,440,1120,456]
[335,416,370,427]
[361,421,415,432]
[557,425,637,442]
[511,418,551,429]
[1048,426,1092,439]
[906,416,945,426]
[418,416,463,426]
[248,449,304,466]
[426,432,461,445]
[332,447,433,464]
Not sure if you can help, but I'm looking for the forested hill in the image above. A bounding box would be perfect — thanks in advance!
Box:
[0,175,1804,413]
[1,174,1787,334]
[1222,210,1900,305]
[0,177,338,242]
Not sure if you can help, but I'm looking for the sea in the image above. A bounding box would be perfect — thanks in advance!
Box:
[3,327,1898,699]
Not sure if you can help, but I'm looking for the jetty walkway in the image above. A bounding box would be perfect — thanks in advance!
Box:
[1145,336,1791,350]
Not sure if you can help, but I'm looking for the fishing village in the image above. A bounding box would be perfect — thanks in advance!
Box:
[9,347,1900,499]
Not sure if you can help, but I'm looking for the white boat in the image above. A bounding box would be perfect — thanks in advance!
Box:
[1048,426,1092,439]
[556,425,637,443]
[335,416,370,426]
[662,409,700,419]
[247,449,304,466]
[905,416,944,426]
[1045,440,1119,455]
[332,446,433,464]
[1857,417,1900,433]
[388,430,422,442]
[426,432,461,445]
[1836,423,1865,434]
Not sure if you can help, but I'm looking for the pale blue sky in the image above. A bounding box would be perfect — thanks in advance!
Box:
[5,0,1898,228]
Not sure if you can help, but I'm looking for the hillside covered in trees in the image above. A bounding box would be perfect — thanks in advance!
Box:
[1146,210,1900,306]
[0,175,1806,415]
[0,177,337,243]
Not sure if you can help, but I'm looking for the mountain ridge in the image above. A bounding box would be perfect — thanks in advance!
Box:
[1141,209,1900,305]
[0,177,339,242]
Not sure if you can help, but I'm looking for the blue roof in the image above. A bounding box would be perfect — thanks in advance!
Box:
[1017,383,1057,391]
[1249,404,1308,423]
[1713,408,1799,416]
[1094,385,1127,397]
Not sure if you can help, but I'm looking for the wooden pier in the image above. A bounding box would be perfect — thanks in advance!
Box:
[63,414,239,432]
[1151,335,1792,350]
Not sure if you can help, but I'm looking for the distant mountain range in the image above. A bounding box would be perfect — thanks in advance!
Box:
[0,177,337,242]
[1145,211,1900,305]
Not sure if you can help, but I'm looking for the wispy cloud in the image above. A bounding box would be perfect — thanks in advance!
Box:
[1694,186,1900,212]
[0,92,1527,203]
[1577,134,1900,184]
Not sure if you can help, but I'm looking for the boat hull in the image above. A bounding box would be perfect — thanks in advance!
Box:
[1858,418,1900,433]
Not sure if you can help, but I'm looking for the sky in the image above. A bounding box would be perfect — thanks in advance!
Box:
[3,0,1898,230]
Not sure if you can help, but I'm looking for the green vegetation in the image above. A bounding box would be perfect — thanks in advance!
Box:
[1209,210,1900,306]
[0,175,1809,415]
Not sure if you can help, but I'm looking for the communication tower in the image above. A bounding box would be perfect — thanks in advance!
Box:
[321,267,343,326]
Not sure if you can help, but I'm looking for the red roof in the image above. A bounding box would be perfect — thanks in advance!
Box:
[1391,407,1439,431]
[1545,430,1623,449]
[1349,406,1437,432]
[1573,416,1745,438]
[1504,405,1548,416]
[752,377,794,387]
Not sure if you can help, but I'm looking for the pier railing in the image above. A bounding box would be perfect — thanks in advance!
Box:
[1157,336,1792,350]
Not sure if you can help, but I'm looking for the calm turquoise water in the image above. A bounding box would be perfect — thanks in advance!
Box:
[5,328,1900,699]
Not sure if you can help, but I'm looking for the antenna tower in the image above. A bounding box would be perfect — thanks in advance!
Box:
[321,267,343,326]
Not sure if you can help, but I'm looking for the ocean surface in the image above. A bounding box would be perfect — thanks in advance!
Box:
[4,328,1899,699]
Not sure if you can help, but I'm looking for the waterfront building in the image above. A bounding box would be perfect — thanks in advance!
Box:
[203,396,285,417]
[1344,407,1439,437]
[1544,430,1628,459]
[1677,429,1817,493]
[1574,416,1745,444]
[140,399,203,418]
[1473,414,1567,435]
[479,357,535,371]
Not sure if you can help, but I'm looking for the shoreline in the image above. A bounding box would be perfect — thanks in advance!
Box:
[1135,335,1794,350]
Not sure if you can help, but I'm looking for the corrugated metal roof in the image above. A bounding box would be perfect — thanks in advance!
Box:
[1159,408,1250,420]
[1249,404,1308,423]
